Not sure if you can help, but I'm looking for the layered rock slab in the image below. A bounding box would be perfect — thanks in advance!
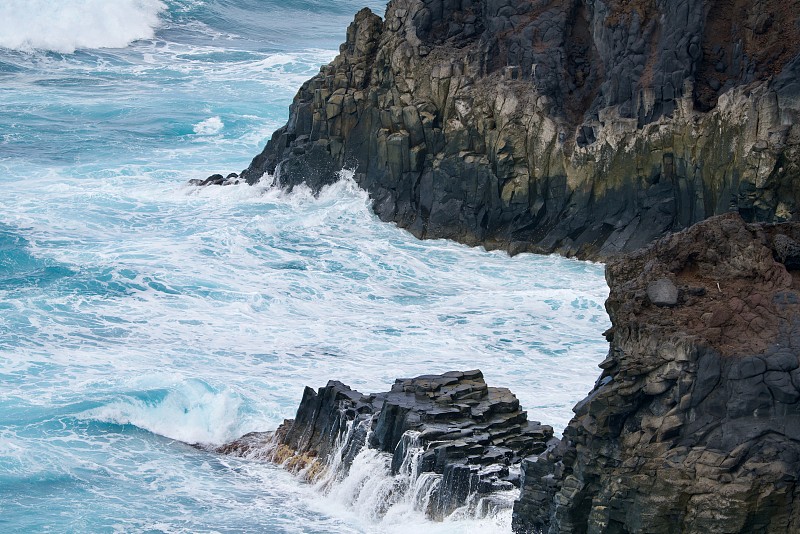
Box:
[218,370,554,519]
[514,213,800,533]
[241,0,800,260]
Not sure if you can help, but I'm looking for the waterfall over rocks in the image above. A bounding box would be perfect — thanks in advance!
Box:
[217,370,554,521]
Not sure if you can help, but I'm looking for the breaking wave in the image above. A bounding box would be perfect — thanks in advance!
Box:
[0,0,166,53]
[79,379,248,446]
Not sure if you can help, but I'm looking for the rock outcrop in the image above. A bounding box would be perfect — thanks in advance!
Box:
[514,212,800,533]
[218,370,555,519]
[188,172,241,186]
[241,0,800,260]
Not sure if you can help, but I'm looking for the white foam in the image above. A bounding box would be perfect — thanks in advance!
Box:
[0,0,166,54]
[193,116,224,135]
[79,379,246,446]
[305,427,515,533]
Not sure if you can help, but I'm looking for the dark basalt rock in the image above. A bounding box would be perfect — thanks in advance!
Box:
[646,277,679,307]
[217,370,555,519]
[513,213,800,533]
[188,172,240,187]
[237,0,800,261]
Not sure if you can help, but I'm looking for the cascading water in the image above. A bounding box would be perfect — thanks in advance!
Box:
[311,427,511,525]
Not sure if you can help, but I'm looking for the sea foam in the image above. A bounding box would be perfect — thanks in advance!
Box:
[0,0,166,54]
[193,116,224,135]
[79,379,246,446]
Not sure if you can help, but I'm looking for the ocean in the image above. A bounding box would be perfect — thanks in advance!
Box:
[0,1,610,532]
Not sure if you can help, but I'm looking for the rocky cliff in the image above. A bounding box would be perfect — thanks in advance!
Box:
[514,212,800,533]
[241,0,800,259]
[223,2,800,530]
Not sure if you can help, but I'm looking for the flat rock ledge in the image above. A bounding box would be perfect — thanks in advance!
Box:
[217,370,554,519]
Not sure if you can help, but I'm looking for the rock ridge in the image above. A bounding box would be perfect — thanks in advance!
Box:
[239,0,800,260]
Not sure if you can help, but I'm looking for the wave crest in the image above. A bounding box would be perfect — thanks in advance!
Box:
[78,379,247,446]
[0,0,166,54]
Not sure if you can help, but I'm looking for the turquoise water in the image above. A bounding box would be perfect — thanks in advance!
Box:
[0,1,610,532]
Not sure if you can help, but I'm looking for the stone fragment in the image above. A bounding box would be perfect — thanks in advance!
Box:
[647,278,679,307]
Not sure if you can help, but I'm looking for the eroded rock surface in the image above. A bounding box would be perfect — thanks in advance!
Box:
[514,213,800,533]
[241,0,800,260]
[218,370,554,519]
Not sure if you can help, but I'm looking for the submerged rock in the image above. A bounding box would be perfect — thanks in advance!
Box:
[188,172,240,186]
[217,370,554,520]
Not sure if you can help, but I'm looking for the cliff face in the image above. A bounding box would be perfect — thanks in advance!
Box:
[242,0,800,259]
[230,3,800,529]
[514,213,800,533]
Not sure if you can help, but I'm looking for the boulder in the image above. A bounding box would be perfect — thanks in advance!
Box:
[647,278,679,306]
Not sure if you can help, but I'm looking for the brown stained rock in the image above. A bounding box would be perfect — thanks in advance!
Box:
[515,213,800,534]
[606,213,800,356]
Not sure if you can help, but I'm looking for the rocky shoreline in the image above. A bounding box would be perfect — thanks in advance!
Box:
[219,370,554,520]
[513,212,800,533]
[218,213,800,532]
[210,1,800,531]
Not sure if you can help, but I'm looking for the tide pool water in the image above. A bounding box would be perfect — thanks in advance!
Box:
[0,1,610,532]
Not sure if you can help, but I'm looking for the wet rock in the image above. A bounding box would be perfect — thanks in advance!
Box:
[218,370,553,520]
[188,172,240,187]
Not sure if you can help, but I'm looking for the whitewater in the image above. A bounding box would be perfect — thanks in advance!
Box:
[0,1,610,532]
